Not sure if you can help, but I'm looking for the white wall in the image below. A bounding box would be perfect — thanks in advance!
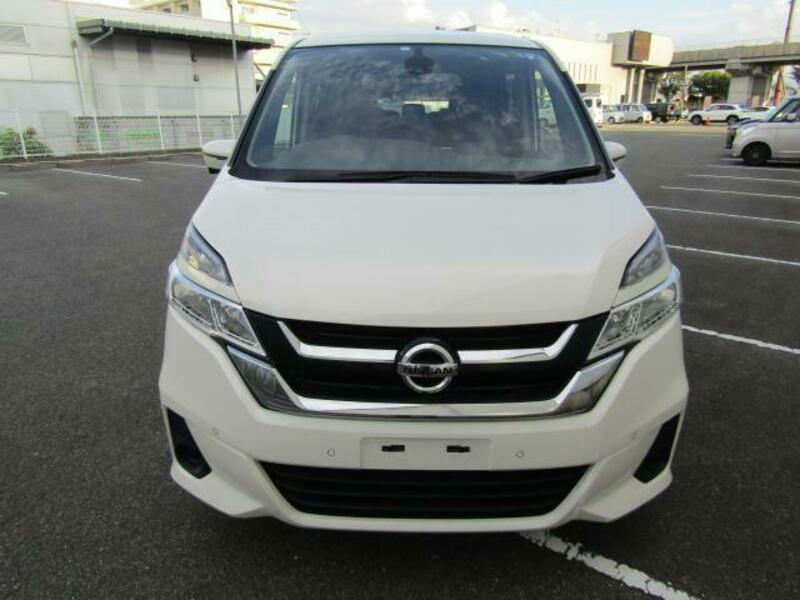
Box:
[530,33,629,104]
[463,26,632,105]
[0,0,259,115]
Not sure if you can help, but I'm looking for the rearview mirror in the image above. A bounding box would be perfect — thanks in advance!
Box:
[605,141,627,162]
[202,139,236,174]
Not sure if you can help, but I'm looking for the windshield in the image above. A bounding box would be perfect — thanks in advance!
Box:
[236,44,604,183]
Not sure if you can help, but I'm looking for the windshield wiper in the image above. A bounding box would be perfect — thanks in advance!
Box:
[285,166,604,184]
[516,164,604,184]
[292,170,519,183]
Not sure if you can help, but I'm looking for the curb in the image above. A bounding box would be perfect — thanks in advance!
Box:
[0,151,202,172]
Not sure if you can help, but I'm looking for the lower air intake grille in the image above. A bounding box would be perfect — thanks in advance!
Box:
[262,463,588,519]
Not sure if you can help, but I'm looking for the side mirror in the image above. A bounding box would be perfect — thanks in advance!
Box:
[605,141,627,162]
[202,139,235,174]
[786,113,798,123]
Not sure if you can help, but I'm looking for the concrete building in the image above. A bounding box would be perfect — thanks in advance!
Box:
[0,0,272,157]
[132,0,299,77]
[457,26,674,105]
[0,0,272,114]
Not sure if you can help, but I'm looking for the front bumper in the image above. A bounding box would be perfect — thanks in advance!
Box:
[159,308,688,532]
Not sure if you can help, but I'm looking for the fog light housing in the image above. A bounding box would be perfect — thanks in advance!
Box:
[166,409,211,479]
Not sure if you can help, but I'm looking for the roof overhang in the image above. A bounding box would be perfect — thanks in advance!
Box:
[76,18,273,50]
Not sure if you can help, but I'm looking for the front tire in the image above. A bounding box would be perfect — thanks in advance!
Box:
[742,142,770,166]
[607,117,616,125]
[637,117,644,123]
[690,115,703,125]
[727,115,739,124]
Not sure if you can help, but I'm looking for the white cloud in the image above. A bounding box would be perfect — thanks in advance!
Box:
[401,0,436,24]
[661,0,789,45]
[298,0,794,46]
[299,0,566,37]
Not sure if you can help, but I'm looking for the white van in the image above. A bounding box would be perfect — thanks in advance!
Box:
[163,31,688,532]
[621,103,653,123]
[581,93,604,126]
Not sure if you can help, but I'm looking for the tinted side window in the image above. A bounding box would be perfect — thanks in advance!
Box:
[773,99,800,121]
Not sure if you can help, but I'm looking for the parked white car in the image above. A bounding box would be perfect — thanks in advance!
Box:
[688,103,747,125]
[172,30,688,532]
[621,103,652,123]
[603,105,626,124]
[741,105,775,119]
[732,96,800,165]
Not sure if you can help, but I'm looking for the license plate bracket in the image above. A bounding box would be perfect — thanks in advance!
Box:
[361,438,491,469]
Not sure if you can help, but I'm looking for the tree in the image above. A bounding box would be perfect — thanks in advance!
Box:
[790,64,800,84]
[658,71,687,101]
[690,71,731,101]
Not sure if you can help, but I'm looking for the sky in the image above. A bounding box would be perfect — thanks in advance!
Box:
[296,0,795,47]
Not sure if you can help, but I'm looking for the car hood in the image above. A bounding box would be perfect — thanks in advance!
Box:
[192,171,654,327]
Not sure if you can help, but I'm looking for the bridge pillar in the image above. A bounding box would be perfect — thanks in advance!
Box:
[750,67,774,106]
[725,60,774,106]
[636,69,645,103]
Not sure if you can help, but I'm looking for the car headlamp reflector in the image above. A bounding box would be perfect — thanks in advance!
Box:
[622,229,668,288]
[557,351,623,414]
[177,225,238,301]
[590,267,681,359]
[168,263,266,357]
[228,347,295,411]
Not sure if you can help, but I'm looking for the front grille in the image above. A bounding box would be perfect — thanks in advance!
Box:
[262,463,588,519]
[245,312,607,404]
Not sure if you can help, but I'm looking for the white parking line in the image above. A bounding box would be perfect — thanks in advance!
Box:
[687,173,800,184]
[646,205,800,226]
[0,191,7,196]
[667,244,800,267]
[149,160,207,169]
[52,168,142,182]
[683,325,800,355]
[705,164,800,174]
[521,531,699,600]
[661,186,800,200]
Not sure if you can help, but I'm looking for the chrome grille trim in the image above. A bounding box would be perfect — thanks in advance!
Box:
[279,321,396,363]
[278,321,577,365]
[270,351,623,420]
[458,323,577,364]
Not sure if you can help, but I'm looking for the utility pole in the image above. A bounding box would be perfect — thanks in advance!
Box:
[227,0,243,121]
[772,0,796,105]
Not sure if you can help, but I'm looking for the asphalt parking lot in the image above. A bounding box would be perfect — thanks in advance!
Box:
[2,130,798,599]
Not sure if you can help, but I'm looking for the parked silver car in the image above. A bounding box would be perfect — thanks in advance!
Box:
[603,105,626,124]
[621,103,652,123]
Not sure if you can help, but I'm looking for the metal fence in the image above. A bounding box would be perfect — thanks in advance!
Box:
[0,110,247,160]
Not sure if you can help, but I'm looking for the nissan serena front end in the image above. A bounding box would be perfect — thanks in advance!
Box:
[159,31,688,532]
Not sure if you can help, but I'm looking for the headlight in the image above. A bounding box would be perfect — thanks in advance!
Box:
[621,229,668,287]
[177,225,238,300]
[589,267,681,359]
[168,226,266,357]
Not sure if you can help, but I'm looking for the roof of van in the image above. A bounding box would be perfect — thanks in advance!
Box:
[293,30,543,50]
